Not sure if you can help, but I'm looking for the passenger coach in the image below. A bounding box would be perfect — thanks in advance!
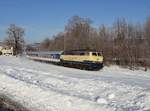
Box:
[27,51,63,64]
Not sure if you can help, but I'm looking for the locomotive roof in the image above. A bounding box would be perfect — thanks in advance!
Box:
[63,49,101,52]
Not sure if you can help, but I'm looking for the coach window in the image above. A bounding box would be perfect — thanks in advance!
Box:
[80,52,85,55]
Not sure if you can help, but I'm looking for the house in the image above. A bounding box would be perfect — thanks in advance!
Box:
[0,42,3,50]
[1,47,13,55]
[0,42,13,55]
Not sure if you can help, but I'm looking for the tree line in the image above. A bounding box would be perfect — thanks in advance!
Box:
[2,16,150,69]
[39,16,150,69]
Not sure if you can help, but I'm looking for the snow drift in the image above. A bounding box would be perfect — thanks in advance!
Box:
[0,56,150,111]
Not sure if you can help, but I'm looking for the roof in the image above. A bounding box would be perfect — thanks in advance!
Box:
[27,51,63,55]
[64,49,101,52]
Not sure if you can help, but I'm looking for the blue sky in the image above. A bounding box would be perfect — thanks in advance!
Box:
[0,0,150,43]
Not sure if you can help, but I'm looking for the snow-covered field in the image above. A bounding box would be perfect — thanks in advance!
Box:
[0,56,150,111]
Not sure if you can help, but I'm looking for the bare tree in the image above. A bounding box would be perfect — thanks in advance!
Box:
[40,38,50,51]
[65,16,92,50]
[113,18,128,65]
[4,24,25,55]
[144,17,150,68]
[98,25,112,60]
[38,15,150,69]
[144,17,150,56]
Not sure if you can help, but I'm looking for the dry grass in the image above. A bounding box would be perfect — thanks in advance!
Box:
[0,94,30,111]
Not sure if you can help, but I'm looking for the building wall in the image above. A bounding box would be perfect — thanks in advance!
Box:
[0,46,13,55]
[0,46,3,51]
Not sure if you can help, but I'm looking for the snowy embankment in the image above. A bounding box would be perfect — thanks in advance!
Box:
[0,56,150,111]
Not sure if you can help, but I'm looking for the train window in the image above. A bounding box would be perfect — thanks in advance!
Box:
[80,52,85,55]
[78,51,89,55]
[92,52,97,56]
[98,52,102,56]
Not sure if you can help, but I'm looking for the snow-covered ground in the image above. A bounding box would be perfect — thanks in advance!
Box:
[0,56,150,111]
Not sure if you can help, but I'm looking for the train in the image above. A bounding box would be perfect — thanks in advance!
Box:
[26,50,104,70]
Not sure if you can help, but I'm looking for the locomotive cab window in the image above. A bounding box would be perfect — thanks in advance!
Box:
[98,52,102,56]
[92,52,97,56]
